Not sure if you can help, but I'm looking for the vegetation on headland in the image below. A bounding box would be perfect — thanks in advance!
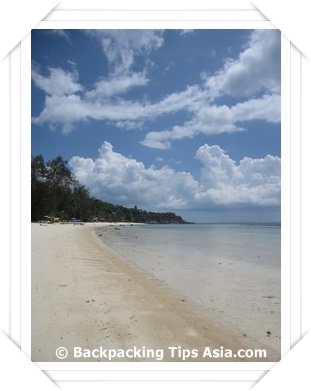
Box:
[31,155,189,224]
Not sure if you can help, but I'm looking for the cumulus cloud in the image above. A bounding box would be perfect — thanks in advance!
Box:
[68,142,281,210]
[195,144,280,206]
[205,29,281,98]
[69,142,197,209]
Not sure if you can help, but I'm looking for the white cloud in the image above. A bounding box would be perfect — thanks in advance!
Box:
[205,29,281,98]
[87,30,164,74]
[231,94,280,123]
[140,131,174,150]
[32,30,166,132]
[32,94,89,134]
[114,119,144,130]
[178,29,195,35]
[32,67,83,96]
[32,29,280,146]
[194,144,281,206]
[86,72,148,100]
[148,85,204,115]
[32,67,280,141]
[32,76,206,133]
[69,142,197,209]
[68,142,281,210]
[141,93,280,149]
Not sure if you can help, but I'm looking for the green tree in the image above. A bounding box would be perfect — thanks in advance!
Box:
[31,155,80,221]
[31,154,189,224]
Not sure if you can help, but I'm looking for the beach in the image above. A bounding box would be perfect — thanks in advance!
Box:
[31,222,280,362]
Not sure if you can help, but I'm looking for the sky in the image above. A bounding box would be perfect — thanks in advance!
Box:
[31,28,281,223]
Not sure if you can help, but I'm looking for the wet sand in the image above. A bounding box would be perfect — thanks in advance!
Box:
[31,222,279,362]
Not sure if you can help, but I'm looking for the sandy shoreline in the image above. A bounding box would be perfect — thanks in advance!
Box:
[31,222,279,362]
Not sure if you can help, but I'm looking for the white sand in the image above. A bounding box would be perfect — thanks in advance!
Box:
[31,222,280,362]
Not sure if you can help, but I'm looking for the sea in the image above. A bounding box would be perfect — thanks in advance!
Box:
[95,223,281,350]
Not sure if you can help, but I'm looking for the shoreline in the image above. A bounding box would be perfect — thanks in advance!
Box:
[96,223,281,355]
[31,222,280,362]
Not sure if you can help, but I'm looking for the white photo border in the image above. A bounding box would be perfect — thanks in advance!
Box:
[13,9,297,382]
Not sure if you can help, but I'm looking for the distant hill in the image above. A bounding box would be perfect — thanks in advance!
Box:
[91,202,188,224]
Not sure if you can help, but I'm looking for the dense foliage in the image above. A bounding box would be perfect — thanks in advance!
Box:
[31,155,188,224]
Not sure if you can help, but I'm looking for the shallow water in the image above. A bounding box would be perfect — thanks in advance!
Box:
[96,223,281,352]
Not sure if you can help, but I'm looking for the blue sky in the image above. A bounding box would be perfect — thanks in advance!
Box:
[31,29,281,223]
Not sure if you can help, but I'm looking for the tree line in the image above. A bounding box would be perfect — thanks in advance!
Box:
[31,155,188,224]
